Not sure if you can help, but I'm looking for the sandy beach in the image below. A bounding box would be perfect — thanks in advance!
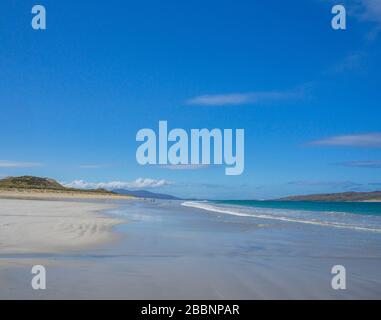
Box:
[0,198,380,299]
[0,189,134,201]
[0,199,122,254]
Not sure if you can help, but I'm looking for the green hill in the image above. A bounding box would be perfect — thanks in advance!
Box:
[0,176,65,190]
[0,176,116,195]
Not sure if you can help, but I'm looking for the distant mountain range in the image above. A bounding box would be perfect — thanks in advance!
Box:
[112,189,181,200]
[277,191,381,202]
[5,176,378,202]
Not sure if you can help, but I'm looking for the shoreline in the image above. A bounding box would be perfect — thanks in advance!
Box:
[0,198,123,255]
[0,188,135,201]
[0,199,380,299]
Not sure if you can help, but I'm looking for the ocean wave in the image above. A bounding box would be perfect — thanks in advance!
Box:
[181,201,381,233]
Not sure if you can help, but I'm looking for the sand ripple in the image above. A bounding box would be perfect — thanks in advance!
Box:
[0,199,122,254]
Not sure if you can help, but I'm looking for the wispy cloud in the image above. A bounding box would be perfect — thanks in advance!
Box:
[63,178,171,190]
[326,52,366,74]
[326,0,381,39]
[352,0,381,39]
[79,164,110,169]
[357,0,381,23]
[287,180,362,188]
[308,133,381,147]
[159,164,209,170]
[0,160,43,168]
[336,160,381,168]
[186,87,307,106]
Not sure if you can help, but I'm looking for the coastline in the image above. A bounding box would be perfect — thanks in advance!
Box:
[0,199,381,299]
[0,198,123,255]
[0,188,135,201]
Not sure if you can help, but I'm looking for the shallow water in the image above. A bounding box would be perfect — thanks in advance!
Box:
[182,201,381,233]
[217,200,381,216]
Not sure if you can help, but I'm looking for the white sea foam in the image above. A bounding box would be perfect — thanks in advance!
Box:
[181,201,381,233]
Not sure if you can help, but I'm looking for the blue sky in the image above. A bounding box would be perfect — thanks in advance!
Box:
[1,0,381,199]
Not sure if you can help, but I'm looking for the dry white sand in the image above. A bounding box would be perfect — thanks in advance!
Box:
[0,199,122,254]
[0,189,134,200]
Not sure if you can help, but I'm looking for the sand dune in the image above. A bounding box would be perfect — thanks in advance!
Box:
[0,199,122,254]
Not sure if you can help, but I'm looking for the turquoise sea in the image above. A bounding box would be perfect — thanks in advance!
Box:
[182,200,381,232]
[216,200,381,216]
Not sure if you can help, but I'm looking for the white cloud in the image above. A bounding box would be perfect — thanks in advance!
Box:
[160,164,209,170]
[325,0,381,39]
[63,178,171,190]
[187,93,257,106]
[326,0,381,23]
[0,160,43,168]
[186,88,306,106]
[358,0,381,23]
[79,164,110,169]
[309,133,381,147]
[336,160,381,168]
[352,0,381,38]
[327,52,365,74]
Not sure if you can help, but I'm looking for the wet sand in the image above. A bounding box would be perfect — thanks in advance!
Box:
[0,199,380,299]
